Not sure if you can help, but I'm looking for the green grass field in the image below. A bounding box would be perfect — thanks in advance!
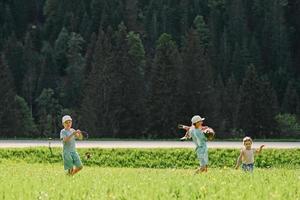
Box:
[1,162,299,200]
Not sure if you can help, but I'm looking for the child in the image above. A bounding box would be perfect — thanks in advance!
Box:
[60,115,83,175]
[188,115,209,173]
[179,125,215,141]
[235,136,265,172]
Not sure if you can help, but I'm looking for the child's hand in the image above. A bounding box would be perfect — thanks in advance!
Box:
[72,130,80,137]
[76,130,81,136]
[76,130,84,140]
[256,144,265,153]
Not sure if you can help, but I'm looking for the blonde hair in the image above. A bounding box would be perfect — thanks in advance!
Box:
[243,136,252,144]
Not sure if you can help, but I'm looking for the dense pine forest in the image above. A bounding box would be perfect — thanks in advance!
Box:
[0,0,299,139]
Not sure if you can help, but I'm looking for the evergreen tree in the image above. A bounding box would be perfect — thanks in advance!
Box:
[248,35,262,73]
[208,0,226,77]
[145,1,159,45]
[90,0,108,33]
[193,15,210,53]
[103,23,145,137]
[54,27,70,76]
[223,75,239,132]
[147,33,182,138]
[257,78,279,137]
[3,34,25,94]
[227,0,248,47]
[237,65,261,138]
[237,65,278,138]
[0,55,17,137]
[14,95,37,137]
[0,4,15,45]
[22,30,41,116]
[43,0,64,41]
[80,29,113,137]
[127,31,146,76]
[281,81,300,116]
[35,88,62,137]
[123,31,146,137]
[287,0,300,77]
[180,27,214,127]
[84,32,97,77]
[62,32,85,108]
[125,0,138,31]
[211,75,226,132]
[79,12,92,41]
[37,42,59,95]
[259,0,292,99]
[230,41,251,82]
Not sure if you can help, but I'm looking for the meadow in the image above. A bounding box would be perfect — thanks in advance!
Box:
[0,162,299,200]
[0,148,299,199]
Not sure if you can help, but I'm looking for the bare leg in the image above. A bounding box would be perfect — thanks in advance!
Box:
[67,168,73,175]
[195,167,201,174]
[71,166,83,175]
[195,166,207,174]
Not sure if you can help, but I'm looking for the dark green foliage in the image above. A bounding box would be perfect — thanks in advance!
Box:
[3,34,24,94]
[237,65,279,138]
[14,95,37,137]
[0,0,299,138]
[54,27,70,76]
[147,33,182,137]
[275,113,300,135]
[80,29,112,137]
[61,32,86,108]
[35,88,62,137]
[37,41,59,94]
[21,30,42,116]
[0,55,17,136]
[281,81,300,115]
[0,148,299,169]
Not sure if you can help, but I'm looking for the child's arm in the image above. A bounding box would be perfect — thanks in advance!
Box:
[235,150,243,169]
[179,124,192,140]
[178,124,190,131]
[256,145,265,154]
[63,129,81,142]
[63,132,75,142]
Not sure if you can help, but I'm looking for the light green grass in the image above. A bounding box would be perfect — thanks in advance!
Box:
[0,162,299,200]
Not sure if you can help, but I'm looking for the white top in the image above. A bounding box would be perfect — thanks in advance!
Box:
[241,148,256,164]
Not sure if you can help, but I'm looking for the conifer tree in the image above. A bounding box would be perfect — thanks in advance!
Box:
[147,33,182,138]
[14,95,37,137]
[62,32,85,108]
[0,55,17,137]
[35,88,62,137]
[3,34,24,94]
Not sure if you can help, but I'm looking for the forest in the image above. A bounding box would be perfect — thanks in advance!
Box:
[0,0,299,139]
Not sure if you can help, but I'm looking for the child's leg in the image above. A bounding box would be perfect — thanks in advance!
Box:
[67,168,73,175]
[71,166,83,175]
[195,150,208,173]
[63,152,74,175]
[71,152,83,175]
[199,165,207,172]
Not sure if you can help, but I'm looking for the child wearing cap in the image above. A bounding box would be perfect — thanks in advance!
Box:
[235,136,265,172]
[188,115,209,173]
[60,115,83,175]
